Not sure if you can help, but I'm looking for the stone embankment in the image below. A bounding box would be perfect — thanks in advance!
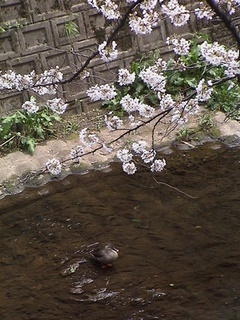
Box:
[0,110,240,199]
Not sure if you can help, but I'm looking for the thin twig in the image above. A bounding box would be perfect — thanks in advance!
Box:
[153,177,197,199]
[0,135,15,148]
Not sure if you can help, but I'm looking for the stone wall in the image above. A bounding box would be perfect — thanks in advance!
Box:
[0,0,239,115]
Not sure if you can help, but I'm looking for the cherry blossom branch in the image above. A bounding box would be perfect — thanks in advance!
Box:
[61,0,144,85]
[61,107,172,165]
[206,0,240,50]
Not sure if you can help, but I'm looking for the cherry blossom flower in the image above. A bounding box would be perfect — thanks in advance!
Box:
[166,36,190,56]
[87,0,120,20]
[0,70,17,90]
[196,79,213,102]
[33,66,63,95]
[171,108,187,125]
[69,146,84,161]
[129,10,159,34]
[86,84,117,101]
[141,149,156,163]
[140,0,158,10]
[132,141,147,154]
[194,2,215,20]
[118,68,135,86]
[159,93,175,111]
[137,103,155,118]
[46,158,62,175]
[98,41,118,62]
[79,128,99,148]
[117,149,133,163]
[22,96,39,114]
[139,67,166,92]
[104,115,123,131]
[155,58,168,72]
[87,0,99,10]
[120,94,139,113]
[200,41,226,66]
[161,0,190,27]
[216,0,240,15]
[100,0,120,20]
[150,159,166,172]
[47,98,68,114]
[122,162,137,175]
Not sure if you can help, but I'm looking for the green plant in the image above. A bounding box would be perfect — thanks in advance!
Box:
[64,21,79,37]
[199,114,214,131]
[176,126,195,141]
[206,80,240,119]
[0,107,61,155]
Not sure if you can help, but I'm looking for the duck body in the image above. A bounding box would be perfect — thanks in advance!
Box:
[91,244,119,267]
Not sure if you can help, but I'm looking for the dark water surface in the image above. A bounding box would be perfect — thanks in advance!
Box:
[0,143,240,320]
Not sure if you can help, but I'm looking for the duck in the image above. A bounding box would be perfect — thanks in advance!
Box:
[91,244,119,268]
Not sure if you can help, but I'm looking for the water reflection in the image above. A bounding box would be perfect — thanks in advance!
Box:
[0,143,240,319]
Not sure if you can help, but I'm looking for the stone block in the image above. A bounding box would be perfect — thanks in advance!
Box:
[40,46,74,73]
[83,8,109,40]
[93,59,124,84]
[30,0,65,22]
[81,98,102,113]
[70,1,88,13]
[0,30,20,61]
[72,38,98,67]
[63,71,92,101]
[18,21,54,55]
[0,0,29,24]
[137,22,166,53]
[50,13,86,47]
[9,54,42,74]
[0,91,28,114]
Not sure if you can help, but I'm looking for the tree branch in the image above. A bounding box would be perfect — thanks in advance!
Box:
[62,0,144,85]
[206,0,240,50]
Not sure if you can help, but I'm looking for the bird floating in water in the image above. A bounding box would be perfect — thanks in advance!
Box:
[91,244,119,268]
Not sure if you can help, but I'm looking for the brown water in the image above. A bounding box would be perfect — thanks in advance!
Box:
[0,143,240,320]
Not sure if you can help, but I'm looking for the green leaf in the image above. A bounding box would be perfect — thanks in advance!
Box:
[21,136,36,155]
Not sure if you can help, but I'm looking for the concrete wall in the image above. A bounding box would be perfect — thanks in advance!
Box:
[0,0,239,115]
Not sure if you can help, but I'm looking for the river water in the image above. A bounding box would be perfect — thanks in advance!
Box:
[0,143,240,320]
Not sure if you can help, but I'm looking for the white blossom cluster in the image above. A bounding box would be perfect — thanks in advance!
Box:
[0,67,63,95]
[200,41,240,77]
[46,158,62,175]
[118,68,135,86]
[120,94,155,118]
[170,98,199,125]
[105,115,123,131]
[166,36,191,56]
[86,83,117,101]
[196,79,213,102]
[129,9,159,34]
[33,66,63,95]
[79,128,99,148]
[139,66,166,92]
[117,140,166,175]
[69,145,84,161]
[194,2,215,20]
[216,0,240,15]
[98,41,118,62]
[87,0,120,20]
[21,96,68,114]
[159,93,175,111]
[161,0,190,27]
[47,98,68,114]
[0,70,35,91]
[22,96,39,114]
